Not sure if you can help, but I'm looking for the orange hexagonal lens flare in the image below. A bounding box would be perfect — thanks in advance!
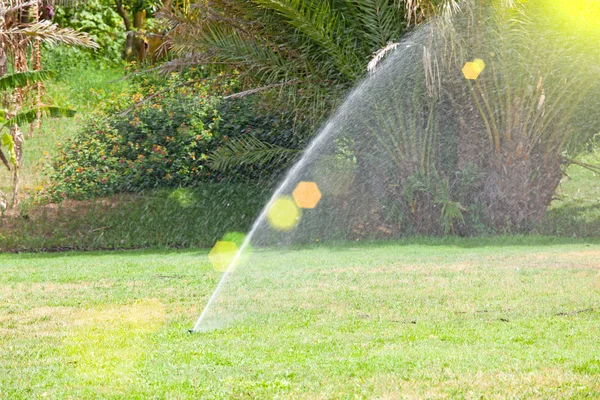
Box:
[292,181,322,209]
[267,196,301,231]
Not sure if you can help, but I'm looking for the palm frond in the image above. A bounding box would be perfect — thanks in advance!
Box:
[251,0,362,79]
[224,79,299,99]
[4,107,76,128]
[368,42,401,73]
[167,22,296,83]
[0,70,55,91]
[0,1,37,16]
[352,0,404,50]
[208,135,300,172]
[0,133,16,169]
[11,21,99,49]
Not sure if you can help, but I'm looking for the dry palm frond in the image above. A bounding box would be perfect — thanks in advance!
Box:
[0,1,37,16]
[367,42,400,73]
[11,21,99,49]
[404,0,434,26]
[404,0,460,27]
[224,79,299,99]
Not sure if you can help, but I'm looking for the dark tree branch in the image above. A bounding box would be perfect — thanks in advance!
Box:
[0,148,10,171]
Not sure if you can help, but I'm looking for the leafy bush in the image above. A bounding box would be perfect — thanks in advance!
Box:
[53,0,125,62]
[44,73,235,201]
[210,96,311,183]
[43,63,317,200]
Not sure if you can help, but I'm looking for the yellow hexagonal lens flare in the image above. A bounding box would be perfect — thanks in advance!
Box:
[208,241,239,272]
[472,58,486,74]
[462,58,486,80]
[292,181,322,209]
[267,196,301,231]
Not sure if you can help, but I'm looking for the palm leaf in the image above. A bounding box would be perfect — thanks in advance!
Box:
[4,107,76,128]
[251,0,362,79]
[351,0,405,50]
[0,71,55,91]
[208,135,300,171]
[0,133,16,169]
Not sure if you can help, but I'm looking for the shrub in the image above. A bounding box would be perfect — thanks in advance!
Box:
[44,74,234,201]
[211,95,312,183]
[53,0,125,63]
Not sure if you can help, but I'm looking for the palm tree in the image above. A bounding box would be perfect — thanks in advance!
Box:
[346,0,600,232]
[158,0,416,171]
[160,0,600,233]
[0,0,98,205]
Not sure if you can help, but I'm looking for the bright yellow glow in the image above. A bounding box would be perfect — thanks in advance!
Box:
[292,181,322,209]
[267,196,301,231]
[221,231,246,247]
[208,241,239,272]
[551,0,600,33]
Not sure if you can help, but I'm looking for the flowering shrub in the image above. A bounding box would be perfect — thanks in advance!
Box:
[44,73,235,201]
[42,67,314,201]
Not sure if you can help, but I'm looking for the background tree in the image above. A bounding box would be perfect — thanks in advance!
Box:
[329,0,600,234]
[159,0,417,170]
[0,0,98,205]
[114,0,161,60]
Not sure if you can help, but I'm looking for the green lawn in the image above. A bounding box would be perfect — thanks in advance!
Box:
[1,237,599,398]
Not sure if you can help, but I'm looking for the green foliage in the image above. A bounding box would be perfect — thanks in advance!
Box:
[5,107,77,128]
[43,71,240,200]
[0,71,55,91]
[208,135,299,175]
[0,133,16,167]
[54,0,125,62]
[45,101,220,200]
[397,171,466,235]
[208,96,309,182]
[0,72,76,175]
[162,0,407,123]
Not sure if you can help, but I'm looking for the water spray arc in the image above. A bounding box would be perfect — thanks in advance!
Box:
[190,104,359,332]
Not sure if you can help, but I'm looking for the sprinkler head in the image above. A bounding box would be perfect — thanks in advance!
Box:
[188,329,195,334]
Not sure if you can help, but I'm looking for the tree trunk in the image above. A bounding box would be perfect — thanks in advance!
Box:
[10,124,23,206]
[133,10,147,62]
[0,45,7,77]
[9,46,28,208]
[482,143,563,231]
[30,0,43,136]
[115,0,134,59]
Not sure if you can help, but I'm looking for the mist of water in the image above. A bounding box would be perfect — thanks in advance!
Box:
[191,0,600,332]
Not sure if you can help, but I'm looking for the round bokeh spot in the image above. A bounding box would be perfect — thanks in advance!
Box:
[208,241,239,272]
[267,196,301,231]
